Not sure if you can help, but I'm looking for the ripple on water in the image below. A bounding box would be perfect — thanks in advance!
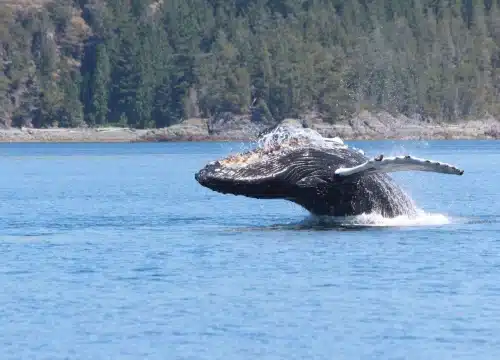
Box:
[0,141,498,360]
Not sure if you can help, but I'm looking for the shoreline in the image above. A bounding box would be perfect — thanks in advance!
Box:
[0,127,497,143]
[0,112,498,143]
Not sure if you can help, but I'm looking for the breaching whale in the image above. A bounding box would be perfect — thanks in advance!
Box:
[194,124,464,218]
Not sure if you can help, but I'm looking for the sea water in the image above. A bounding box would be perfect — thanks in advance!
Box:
[0,140,498,359]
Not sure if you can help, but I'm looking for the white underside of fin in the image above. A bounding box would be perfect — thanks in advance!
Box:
[335,155,464,177]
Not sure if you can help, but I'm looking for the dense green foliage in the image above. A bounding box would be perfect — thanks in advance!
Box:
[1,0,500,128]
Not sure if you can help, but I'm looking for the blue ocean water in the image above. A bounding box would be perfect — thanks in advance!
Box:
[0,140,498,360]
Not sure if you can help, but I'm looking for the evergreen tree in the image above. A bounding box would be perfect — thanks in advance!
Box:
[58,65,85,127]
[89,42,110,125]
[2,0,500,128]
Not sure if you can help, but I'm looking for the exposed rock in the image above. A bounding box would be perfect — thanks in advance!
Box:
[138,118,209,142]
[138,114,270,142]
[0,127,140,142]
[0,111,498,142]
[207,112,268,140]
[307,111,500,140]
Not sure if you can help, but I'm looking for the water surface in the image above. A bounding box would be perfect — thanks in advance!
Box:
[0,140,498,359]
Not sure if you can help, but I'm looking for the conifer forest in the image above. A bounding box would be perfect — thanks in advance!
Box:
[1,0,500,129]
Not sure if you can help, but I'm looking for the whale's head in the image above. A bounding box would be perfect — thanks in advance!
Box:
[194,140,365,201]
[195,145,294,199]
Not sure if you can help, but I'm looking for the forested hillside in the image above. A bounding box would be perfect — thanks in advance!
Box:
[1,0,500,129]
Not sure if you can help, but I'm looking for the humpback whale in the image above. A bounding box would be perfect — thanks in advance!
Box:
[194,124,464,218]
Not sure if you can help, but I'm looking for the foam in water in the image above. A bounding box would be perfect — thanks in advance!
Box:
[344,209,451,227]
[302,209,451,228]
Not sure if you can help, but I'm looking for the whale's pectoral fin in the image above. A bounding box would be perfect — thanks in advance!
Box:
[334,154,464,178]
[296,176,328,188]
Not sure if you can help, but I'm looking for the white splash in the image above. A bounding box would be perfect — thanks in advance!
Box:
[303,208,451,228]
[347,209,451,227]
[256,123,349,151]
[220,123,351,169]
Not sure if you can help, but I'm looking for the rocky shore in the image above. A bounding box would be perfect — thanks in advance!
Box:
[0,111,498,143]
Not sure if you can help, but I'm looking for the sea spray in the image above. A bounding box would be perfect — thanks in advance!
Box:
[301,209,451,228]
[256,122,366,154]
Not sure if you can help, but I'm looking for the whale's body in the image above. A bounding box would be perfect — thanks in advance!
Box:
[195,127,464,218]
